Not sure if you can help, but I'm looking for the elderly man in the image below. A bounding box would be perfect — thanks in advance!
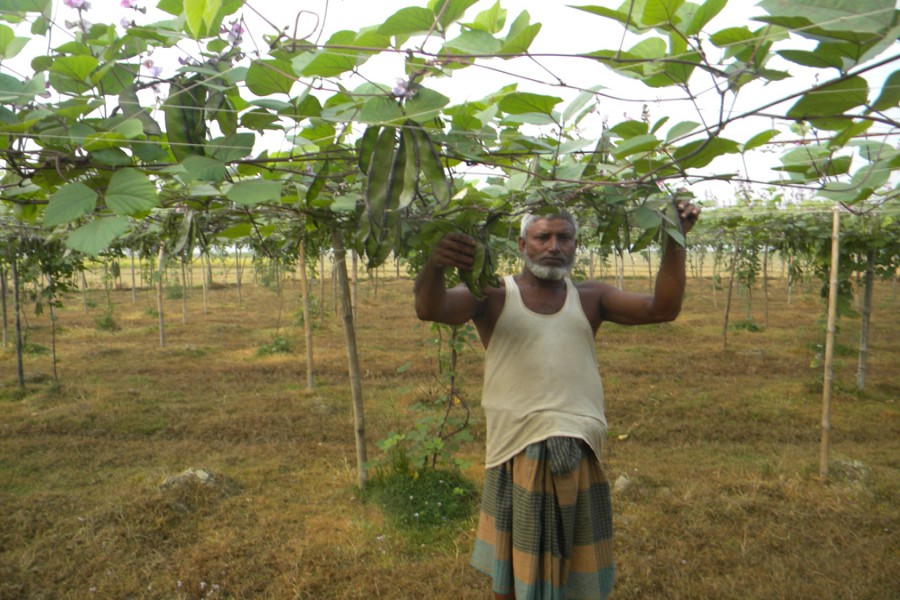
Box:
[413,202,700,600]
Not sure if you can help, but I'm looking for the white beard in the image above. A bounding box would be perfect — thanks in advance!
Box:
[524,254,571,281]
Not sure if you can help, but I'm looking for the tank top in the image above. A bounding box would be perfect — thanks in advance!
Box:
[481,275,607,468]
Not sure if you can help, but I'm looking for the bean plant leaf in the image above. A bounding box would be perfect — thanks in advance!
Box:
[246,59,295,96]
[105,169,159,215]
[430,0,479,29]
[786,75,869,130]
[499,11,541,56]
[44,182,97,227]
[49,55,99,94]
[498,92,562,115]
[741,129,779,153]
[377,6,436,37]
[870,69,899,112]
[685,0,727,35]
[180,156,227,182]
[65,216,130,256]
[226,179,283,206]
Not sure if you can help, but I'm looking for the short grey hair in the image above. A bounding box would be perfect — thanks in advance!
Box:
[520,211,578,240]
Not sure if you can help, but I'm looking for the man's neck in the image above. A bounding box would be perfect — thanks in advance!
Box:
[517,268,567,289]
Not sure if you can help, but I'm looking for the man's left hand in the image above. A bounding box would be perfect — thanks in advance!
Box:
[676,201,701,235]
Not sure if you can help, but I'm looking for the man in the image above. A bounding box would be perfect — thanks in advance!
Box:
[414,202,700,600]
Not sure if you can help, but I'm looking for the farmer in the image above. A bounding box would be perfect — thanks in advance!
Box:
[413,201,700,600]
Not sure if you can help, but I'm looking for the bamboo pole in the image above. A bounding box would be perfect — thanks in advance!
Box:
[180,260,188,325]
[722,243,739,351]
[762,245,769,328]
[351,250,359,322]
[820,207,841,482]
[235,246,243,305]
[12,255,24,388]
[201,252,210,315]
[130,253,137,304]
[332,228,368,489]
[856,249,875,390]
[298,239,315,392]
[1,263,8,347]
[157,246,166,348]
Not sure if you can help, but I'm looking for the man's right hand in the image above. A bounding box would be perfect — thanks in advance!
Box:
[428,232,478,271]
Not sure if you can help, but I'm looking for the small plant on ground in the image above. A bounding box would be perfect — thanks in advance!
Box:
[165,284,184,300]
[256,336,292,356]
[94,310,120,331]
[364,442,477,530]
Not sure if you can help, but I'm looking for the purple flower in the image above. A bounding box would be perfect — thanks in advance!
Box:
[142,59,162,78]
[392,79,416,100]
[64,0,90,9]
[220,20,243,44]
[120,0,137,7]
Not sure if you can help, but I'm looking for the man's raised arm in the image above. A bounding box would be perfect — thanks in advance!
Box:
[414,232,484,325]
[595,200,700,325]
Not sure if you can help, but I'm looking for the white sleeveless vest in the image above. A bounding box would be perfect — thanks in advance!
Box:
[481,275,607,468]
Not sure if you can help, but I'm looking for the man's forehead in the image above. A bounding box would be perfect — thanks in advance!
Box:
[527,216,575,234]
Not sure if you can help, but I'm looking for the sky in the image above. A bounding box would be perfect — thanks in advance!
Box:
[12,0,900,206]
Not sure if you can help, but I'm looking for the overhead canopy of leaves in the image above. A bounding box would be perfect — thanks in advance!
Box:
[0,0,896,265]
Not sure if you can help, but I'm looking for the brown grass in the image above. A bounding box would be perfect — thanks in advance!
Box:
[1,265,898,599]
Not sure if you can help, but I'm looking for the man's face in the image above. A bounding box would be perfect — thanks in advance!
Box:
[519,217,577,281]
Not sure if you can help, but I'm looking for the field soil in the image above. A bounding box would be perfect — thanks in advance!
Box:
[1,264,898,599]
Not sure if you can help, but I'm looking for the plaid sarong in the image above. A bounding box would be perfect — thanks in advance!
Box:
[470,438,615,599]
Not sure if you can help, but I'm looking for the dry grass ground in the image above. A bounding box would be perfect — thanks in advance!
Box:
[0,264,897,599]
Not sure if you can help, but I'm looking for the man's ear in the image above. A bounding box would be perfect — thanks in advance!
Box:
[517,237,525,253]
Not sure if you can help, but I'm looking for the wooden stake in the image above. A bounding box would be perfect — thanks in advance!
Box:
[332,228,368,489]
[298,238,315,392]
[856,249,874,390]
[157,246,166,348]
[820,207,841,482]
[722,242,739,351]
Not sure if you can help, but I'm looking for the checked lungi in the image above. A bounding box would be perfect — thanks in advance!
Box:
[470,437,615,600]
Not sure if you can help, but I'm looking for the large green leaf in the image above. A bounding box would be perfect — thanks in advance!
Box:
[685,0,727,35]
[612,134,661,158]
[672,137,740,169]
[786,75,869,130]
[0,24,28,59]
[469,1,507,34]
[246,59,294,96]
[665,120,701,143]
[758,0,896,35]
[777,49,843,70]
[358,96,404,124]
[65,217,130,256]
[871,69,900,112]
[226,179,282,206]
[49,55,99,94]
[741,129,780,153]
[429,0,479,28]
[377,6,436,37]
[569,5,637,28]
[442,29,501,55]
[180,156,226,182]
[209,132,255,162]
[499,11,540,56]
[293,31,364,78]
[184,0,223,38]
[640,0,686,28]
[44,182,97,227]
[404,87,450,124]
[105,169,159,215]
[0,72,25,103]
[498,92,562,115]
